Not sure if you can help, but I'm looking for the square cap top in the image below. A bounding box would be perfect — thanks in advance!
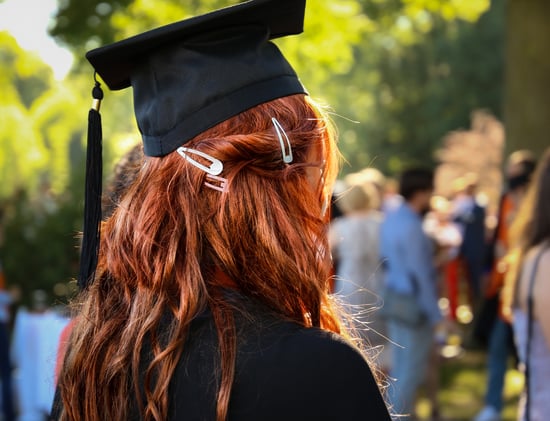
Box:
[86,0,306,91]
[85,0,308,157]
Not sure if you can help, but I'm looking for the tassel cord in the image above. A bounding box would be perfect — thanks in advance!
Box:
[78,81,104,289]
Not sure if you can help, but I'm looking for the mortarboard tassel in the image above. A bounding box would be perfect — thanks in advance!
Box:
[78,77,103,290]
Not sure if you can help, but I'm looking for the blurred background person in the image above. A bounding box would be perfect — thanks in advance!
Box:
[452,174,486,305]
[0,259,15,421]
[11,290,70,421]
[380,167,443,418]
[358,167,386,211]
[474,150,537,421]
[424,195,463,323]
[502,147,550,421]
[330,180,388,372]
[422,194,463,419]
[344,168,384,212]
[382,177,402,214]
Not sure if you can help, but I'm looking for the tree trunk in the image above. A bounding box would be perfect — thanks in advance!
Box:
[504,0,550,158]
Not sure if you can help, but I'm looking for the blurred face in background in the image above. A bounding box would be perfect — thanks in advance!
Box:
[418,187,434,216]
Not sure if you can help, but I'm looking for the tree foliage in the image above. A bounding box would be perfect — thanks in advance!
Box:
[0,32,86,304]
[50,0,134,53]
[504,0,550,158]
[332,0,504,174]
[0,32,81,198]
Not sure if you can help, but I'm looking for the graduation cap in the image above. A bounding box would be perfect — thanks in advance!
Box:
[78,0,308,289]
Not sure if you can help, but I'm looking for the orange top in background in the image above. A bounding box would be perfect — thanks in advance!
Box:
[487,193,515,297]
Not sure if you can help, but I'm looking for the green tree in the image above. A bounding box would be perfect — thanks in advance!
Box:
[0,32,51,198]
[50,0,133,53]
[504,0,550,158]
[1,184,82,305]
[333,0,504,174]
[0,33,90,304]
[0,32,95,198]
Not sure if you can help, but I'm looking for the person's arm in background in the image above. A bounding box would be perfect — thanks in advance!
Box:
[328,220,343,294]
[535,253,550,349]
[403,222,442,325]
[328,220,342,265]
[0,262,12,305]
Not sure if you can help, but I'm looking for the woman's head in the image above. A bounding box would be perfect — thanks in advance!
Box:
[510,147,550,251]
[337,183,376,214]
[506,149,537,192]
[501,148,550,318]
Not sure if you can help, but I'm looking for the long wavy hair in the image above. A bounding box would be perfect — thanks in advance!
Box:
[502,148,550,313]
[509,148,550,254]
[58,94,344,421]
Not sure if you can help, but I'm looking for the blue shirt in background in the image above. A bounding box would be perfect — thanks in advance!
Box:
[380,202,442,325]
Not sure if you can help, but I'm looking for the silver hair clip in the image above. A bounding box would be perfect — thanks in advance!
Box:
[271,117,293,164]
[176,146,228,192]
[177,146,223,175]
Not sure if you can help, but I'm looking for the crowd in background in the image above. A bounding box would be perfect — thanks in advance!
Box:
[329,147,550,421]
[0,284,70,421]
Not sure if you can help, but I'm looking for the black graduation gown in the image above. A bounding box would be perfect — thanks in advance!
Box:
[52,296,391,420]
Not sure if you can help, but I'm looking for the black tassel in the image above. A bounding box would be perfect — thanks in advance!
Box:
[78,79,104,289]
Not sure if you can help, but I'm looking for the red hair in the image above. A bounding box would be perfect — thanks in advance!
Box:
[58,94,342,420]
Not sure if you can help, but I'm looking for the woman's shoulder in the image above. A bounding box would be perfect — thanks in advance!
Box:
[262,322,371,365]
[330,214,381,247]
[516,244,550,310]
[235,299,372,364]
[531,244,550,296]
[269,325,383,391]
[524,242,550,262]
[521,243,550,286]
[334,212,382,227]
[170,300,390,420]
[231,319,390,420]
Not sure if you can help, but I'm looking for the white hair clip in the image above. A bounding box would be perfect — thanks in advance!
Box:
[271,117,293,164]
[177,146,223,175]
[176,146,228,192]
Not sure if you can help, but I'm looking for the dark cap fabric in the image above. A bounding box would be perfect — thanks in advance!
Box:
[86,0,308,157]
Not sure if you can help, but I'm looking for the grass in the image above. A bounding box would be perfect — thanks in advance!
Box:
[405,287,525,421]
[413,334,523,421]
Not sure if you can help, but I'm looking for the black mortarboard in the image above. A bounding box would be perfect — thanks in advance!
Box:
[78,0,308,289]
